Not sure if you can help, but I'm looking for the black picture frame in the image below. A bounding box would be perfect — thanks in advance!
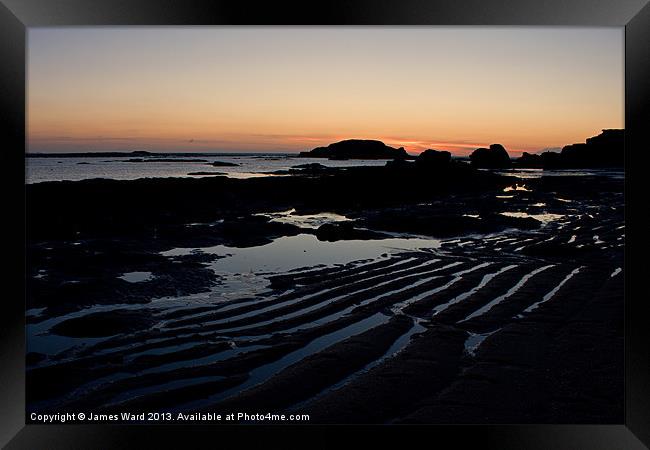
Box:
[1,1,648,448]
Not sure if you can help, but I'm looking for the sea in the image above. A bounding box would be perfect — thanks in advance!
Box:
[25,153,386,184]
[25,152,624,184]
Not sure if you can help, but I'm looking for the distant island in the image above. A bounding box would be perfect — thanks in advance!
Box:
[298,139,409,160]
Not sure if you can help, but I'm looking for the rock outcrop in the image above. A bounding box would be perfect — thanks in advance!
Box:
[515,129,624,169]
[299,139,408,160]
[516,152,543,168]
[469,144,511,169]
[415,149,451,168]
[559,129,624,168]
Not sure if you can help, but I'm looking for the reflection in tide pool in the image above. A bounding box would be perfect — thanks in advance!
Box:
[494,168,625,180]
[255,208,352,229]
[503,184,531,192]
[164,233,441,274]
[500,211,564,224]
[32,234,441,358]
[119,271,154,283]
[154,234,441,309]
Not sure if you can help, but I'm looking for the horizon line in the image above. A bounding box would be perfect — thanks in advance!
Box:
[25,127,625,156]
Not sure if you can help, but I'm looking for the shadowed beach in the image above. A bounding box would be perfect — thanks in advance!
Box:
[25,136,623,423]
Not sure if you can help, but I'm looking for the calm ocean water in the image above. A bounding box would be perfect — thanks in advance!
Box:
[25,153,624,183]
[25,153,387,184]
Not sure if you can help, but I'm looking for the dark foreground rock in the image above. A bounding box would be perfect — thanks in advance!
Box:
[26,165,511,242]
[469,144,511,168]
[299,139,409,160]
[26,247,224,317]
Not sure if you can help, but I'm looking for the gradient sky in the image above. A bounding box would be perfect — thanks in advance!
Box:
[28,27,624,155]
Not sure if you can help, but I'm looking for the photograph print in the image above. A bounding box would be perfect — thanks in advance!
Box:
[26,26,624,424]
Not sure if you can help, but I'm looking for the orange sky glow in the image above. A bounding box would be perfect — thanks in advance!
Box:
[28,27,624,156]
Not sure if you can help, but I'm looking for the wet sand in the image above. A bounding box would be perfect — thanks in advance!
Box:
[25,165,623,423]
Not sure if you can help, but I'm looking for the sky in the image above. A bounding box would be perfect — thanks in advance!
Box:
[28,27,624,156]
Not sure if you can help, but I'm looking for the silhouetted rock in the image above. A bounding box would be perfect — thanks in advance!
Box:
[516,152,543,168]
[540,151,563,169]
[559,129,623,168]
[415,149,451,168]
[517,130,624,170]
[587,128,624,147]
[299,139,408,160]
[469,144,511,169]
[210,161,240,167]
